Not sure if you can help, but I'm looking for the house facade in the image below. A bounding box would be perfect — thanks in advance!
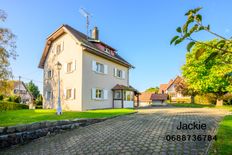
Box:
[13,81,33,104]
[159,76,190,101]
[38,25,138,111]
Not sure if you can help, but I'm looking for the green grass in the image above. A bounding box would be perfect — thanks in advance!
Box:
[169,103,215,108]
[169,103,232,111]
[209,115,232,155]
[0,108,135,127]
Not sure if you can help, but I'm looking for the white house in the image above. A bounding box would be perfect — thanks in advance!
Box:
[38,25,139,111]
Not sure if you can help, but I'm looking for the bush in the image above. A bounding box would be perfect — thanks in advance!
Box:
[0,94,3,101]
[171,97,191,103]
[195,94,216,105]
[4,95,21,103]
[13,96,21,103]
[0,101,28,111]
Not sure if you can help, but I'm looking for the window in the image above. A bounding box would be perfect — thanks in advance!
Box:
[96,62,104,73]
[66,89,72,99]
[47,70,52,78]
[92,61,107,74]
[104,48,110,53]
[96,89,103,99]
[56,44,61,54]
[92,88,108,100]
[117,69,122,78]
[46,91,51,100]
[114,90,122,99]
[123,91,133,101]
[114,68,125,79]
[67,62,72,73]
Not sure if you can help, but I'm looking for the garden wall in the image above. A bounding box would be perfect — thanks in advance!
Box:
[0,118,107,149]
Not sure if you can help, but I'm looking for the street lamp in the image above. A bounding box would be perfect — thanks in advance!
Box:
[56,61,62,115]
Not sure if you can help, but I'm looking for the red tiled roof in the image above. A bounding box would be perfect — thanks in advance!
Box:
[158,84,168,94]
[150,94,168,101]
[138,92,153,102]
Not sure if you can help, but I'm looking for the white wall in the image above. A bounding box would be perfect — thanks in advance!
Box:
[114,100,122,108]
[82,51,129,111]
[152,101,167,106]
[43,33,83,111]
[139,101,151,107]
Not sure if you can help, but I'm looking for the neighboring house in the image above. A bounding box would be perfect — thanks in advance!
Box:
[135,92,153,107]
[150,94,168,105]
[136,92,168,106]
[38,24,139,111]
[159,76,190,100]
[13,81,33,104]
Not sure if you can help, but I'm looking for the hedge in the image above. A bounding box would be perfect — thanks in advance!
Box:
[0,101,29,112]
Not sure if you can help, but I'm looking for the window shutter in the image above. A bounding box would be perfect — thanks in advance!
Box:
[122,71,125,79]
[114,68,117,76]
[65,63,68,73]
[92,61,96,71]
[103,89,108,100]
[72,60,76,71]
[51,70,53,78]
[104,64,108,74]
[62,41,64,51]
[64,89,66,99]
[92,88,96,99]
[72,88,76,99]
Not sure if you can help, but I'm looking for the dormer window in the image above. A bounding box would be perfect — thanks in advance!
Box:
[104,48,110,54]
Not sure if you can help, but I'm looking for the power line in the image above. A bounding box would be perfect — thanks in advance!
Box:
[13,76,43,84]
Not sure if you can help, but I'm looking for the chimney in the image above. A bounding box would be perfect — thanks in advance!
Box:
[92,27,99,40]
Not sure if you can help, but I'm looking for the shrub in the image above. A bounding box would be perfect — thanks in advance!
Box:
[0,94,3,101]
[171,97,191,103]
[195,94,216,105]
[0,101,29,111]
[13,95,21,103]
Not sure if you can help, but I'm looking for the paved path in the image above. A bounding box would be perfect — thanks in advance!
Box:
[1,107,227,155]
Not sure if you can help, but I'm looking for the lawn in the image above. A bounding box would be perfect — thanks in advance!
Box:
[169,103,232,111]
[169,103,215,108]
[0,108,135,127]
[209,115,232,155]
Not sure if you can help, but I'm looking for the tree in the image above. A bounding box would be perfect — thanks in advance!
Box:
[182,40,232,106]
[175,78,198,104]
[0,80,14,96]
[170,7,232,66]
[26,81,40,99]
[145,87,159,93]
[0,9,17,80]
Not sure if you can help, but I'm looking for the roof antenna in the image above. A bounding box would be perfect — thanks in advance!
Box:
[79,8,92,39]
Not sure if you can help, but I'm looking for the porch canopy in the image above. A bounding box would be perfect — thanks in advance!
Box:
[112,84,140,108]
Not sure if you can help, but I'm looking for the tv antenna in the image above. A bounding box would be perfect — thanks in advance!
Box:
[79,8,92,39]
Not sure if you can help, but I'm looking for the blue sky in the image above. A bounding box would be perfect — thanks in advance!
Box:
[1,0,232,92]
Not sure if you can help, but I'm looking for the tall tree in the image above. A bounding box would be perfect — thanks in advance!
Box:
[0,9,17,80]
[26,81,40,99]
[182,40,232,106]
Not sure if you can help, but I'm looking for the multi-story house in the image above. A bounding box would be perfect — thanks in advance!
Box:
[159,76,190,101]
[38,25,139,111]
